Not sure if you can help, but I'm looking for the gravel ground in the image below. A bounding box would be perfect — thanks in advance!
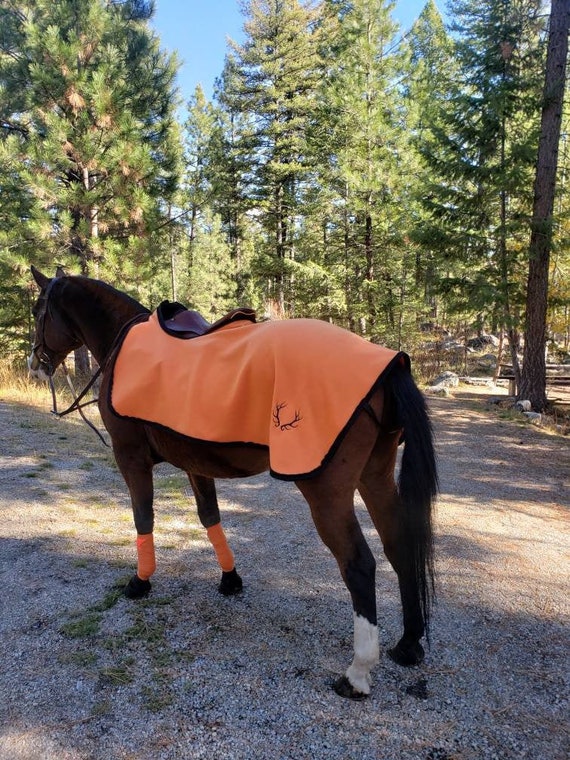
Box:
[0,388,568,760]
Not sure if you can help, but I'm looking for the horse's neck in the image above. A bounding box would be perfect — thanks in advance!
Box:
[64,279,146,367]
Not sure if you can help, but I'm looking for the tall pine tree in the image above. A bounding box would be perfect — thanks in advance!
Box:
[0,0,180,284]
[519,0,570,409]
[225,0,323,313]
[403,0,455,330]
[317,0,408,341]
[419,0,546,374]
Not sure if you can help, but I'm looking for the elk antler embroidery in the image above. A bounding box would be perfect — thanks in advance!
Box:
[273,402,302,431]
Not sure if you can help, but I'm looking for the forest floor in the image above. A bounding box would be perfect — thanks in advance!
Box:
[0,384,568,760]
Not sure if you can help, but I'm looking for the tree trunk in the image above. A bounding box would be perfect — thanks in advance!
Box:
[343,192,355,332]
[274,183,286,313]
[519,0,569,410]
[364,211,374,334]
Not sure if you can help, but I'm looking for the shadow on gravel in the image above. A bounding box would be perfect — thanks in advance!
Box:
[432,407,568,507]
[0,521,568,760]
[1,393,568,759]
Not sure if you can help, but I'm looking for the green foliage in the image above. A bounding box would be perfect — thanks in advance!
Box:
[1,0,568,360]
[180,213,239,319]
[417,0,546,340]
[0,0,181,314]
[310,0,422,339]
[219,0,325,311]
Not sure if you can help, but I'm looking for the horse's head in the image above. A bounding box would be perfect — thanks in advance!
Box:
[28,266,83,380]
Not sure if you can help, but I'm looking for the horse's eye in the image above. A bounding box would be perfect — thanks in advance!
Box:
[32,296,46,319]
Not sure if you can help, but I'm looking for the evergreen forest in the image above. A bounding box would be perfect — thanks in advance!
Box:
[1,0,569,409]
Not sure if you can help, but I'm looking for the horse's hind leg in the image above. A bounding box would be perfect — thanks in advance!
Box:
[187,474,242,596]
[358,432,425,666]
[296,478,379,699]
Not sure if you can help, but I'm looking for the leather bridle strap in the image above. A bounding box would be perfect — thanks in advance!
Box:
[49,362,110,447]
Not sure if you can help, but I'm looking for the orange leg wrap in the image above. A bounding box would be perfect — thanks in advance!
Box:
[206,523,235,573]
[136,533,157,581]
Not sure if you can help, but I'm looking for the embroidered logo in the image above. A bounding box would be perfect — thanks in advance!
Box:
[273,402,302,431]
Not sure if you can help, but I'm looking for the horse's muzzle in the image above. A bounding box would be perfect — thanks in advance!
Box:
[28,352,51,382]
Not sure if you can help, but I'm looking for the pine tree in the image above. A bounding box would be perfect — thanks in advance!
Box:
[418,0,546,371]
[183,86,217,242]
[226,0,324,313]
[182,212,238,320]
[316,0,408,341]
[519,0,570,409]
[0,0,180,281]
[403,0,456,330]
[180,82,252,310]
[211,56,258,302]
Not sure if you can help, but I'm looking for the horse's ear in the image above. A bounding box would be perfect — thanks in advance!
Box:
[31,266,50,290]
[55,266,66,278]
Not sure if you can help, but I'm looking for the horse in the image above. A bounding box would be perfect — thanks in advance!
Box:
[28,266,438,700]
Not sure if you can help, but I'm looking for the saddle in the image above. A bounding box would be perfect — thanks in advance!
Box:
[157,301,256,339]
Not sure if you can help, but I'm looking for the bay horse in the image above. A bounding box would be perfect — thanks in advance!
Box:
[28,266,438,699]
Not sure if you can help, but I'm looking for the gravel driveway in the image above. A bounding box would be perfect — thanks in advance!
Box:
[0,389,568,760]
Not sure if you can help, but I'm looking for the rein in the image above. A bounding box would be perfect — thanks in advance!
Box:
[48,362,109,447]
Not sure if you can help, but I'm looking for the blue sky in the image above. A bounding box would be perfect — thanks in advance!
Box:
[150,0,440,107]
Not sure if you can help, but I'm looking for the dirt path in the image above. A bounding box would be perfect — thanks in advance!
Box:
[0,390,568,760]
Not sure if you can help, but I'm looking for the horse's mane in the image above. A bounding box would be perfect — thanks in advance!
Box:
[56,275,150,316]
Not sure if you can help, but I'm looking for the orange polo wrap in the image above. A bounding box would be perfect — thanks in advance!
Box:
[207,523,235,573]
[136,533,157,581]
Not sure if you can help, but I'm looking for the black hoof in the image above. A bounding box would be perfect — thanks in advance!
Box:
[388,639,425,667]
[124,574,152,599]
[333,675,368,700]
[218,568,243,596]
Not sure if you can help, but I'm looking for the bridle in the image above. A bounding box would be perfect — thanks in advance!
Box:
[31,278,109,447]
[30,277,62,376]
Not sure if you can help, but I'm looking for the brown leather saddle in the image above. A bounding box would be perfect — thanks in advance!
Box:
[156,301,256,339]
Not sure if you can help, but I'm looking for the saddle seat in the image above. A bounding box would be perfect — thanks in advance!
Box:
[157,301,256,339]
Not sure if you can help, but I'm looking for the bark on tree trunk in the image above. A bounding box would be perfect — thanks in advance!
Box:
[274,183,285,313]
[364,212,374,334]
[74,346,90,377]
[519,0,569,410]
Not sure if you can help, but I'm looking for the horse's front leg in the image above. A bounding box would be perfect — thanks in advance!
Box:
[115,456,156,599]
[188,474,242,596]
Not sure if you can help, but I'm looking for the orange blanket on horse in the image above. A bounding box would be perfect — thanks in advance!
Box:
[109,309,406,479]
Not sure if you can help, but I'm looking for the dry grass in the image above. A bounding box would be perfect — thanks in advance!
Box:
[0,356,90,415]
[0,357,46,406]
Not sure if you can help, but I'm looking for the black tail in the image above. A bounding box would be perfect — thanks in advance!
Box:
[388,364,438,637]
